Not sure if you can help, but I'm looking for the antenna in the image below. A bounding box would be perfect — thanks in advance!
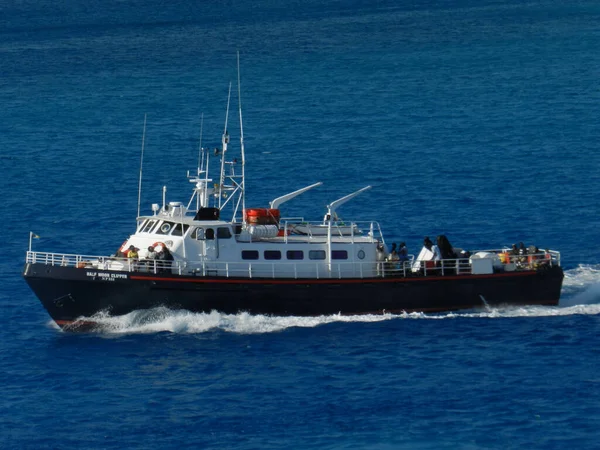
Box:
[237,51,247,222]
[219,83,232,209]
[197,112,204,176]
[136,114,147,219]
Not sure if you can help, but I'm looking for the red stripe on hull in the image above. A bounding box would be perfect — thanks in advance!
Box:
[130,270,538,285]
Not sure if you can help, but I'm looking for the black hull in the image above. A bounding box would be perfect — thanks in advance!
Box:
[23,263,564,330]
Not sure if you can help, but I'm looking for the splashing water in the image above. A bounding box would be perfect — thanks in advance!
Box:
[562,264,600,306]
[53,265,600,334]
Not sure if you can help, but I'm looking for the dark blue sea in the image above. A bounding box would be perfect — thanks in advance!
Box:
[2,0,600,448]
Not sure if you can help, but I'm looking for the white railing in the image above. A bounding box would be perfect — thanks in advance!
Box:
[25,248,561,279]
[278,220,384,243]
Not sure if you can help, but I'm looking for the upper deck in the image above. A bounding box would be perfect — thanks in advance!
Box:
[25,248,561,279]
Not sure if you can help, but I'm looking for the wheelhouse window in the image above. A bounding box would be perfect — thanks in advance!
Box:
[217,227,232,239]
[286,250,304,260]
[242,250,259,260]
[170,223,190,236]
[141,220,158,233]
[309,250,326,260]
[205,228,215,240]
[157,221,172,235]
[332,250,348,260]
[264,250,281,260]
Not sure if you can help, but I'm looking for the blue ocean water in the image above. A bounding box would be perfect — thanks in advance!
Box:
[2,0,600,448]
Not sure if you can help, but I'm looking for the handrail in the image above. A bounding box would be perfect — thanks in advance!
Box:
[281,220,384,243]
[25,248,561,279]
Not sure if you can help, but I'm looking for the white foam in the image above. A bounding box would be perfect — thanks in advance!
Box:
[80,308,397,334]
[56,264,600,334]
[561,264,600,306]
[563,264,600,287]
[65,303,599,335]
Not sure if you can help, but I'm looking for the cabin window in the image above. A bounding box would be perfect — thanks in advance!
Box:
[332,250,348,260]
[286,250,304,260]
[191,227,205,240]
[242,250,259,260]
[205,228,215,240]
[157,221,172,235]
[309,250,326,260]
[264,250,281,260]
[217,227,232,239]
[142,220,157,233]
[171,223,190,236]
[137,219,148,233]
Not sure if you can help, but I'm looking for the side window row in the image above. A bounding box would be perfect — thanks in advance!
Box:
[242,250,348,261]
[191,227,232,240]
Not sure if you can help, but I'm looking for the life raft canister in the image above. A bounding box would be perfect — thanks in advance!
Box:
[244,208,280,225]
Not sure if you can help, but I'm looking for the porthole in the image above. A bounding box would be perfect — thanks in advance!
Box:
[160,223,171,233]
[357,250,365,260]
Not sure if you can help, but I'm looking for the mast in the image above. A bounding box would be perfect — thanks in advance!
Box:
[196,113,205,211]
[218,83,232,209]
[136,114,147,220]
[197,113,204,177]
[237,51,246,223]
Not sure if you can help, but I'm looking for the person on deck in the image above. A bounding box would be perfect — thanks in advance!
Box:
[398,242,409,265]
[145,246,157,272]
[420,237,437,273]
[431,241,442,262]
[437,235,457,274]
[126,245,139,259]
[156,246,174,273]
[388,243,399,261]
[146,246,157,259]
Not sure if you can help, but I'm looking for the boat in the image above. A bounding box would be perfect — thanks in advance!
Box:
[22,75,564,331]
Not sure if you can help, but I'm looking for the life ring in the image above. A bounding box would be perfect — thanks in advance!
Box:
[152,241,167,251]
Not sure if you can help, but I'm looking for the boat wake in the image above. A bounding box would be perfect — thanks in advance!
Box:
[561,263,600,306]
[50,265,600,334]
